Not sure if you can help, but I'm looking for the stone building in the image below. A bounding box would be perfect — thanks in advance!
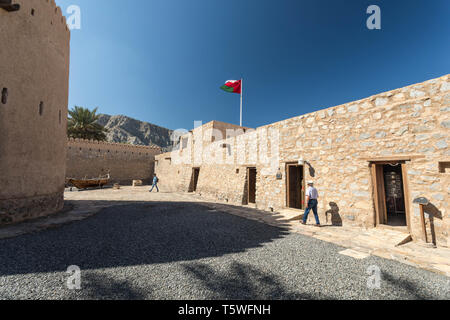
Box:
[67,138,161,185]
[0,0,71,225]
[156,75,450,247]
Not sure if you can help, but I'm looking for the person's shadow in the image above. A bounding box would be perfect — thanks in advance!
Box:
[424,202,443,246]
[325,202,342,226]
[304,161,316,178]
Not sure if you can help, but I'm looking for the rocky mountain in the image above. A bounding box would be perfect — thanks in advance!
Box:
[96,114,174,151]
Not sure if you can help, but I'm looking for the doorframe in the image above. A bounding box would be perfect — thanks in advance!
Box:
[370,161,411,232]
[401,163,412,233]
[285,162,306,210]
[189,167,200,192]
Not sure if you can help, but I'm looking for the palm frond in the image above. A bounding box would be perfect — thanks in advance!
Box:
[67,106,108,141]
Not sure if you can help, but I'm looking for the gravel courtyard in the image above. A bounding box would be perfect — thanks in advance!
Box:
[0,201,448,300]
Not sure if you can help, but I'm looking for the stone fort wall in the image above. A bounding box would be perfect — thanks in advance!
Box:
[156,75,450,247]
[0,0,70,225]
[67,139,161,185]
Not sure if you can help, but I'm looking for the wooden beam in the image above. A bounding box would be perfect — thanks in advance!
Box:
[401,163,413,234]
[377,165,388,224]
[371,163,387,225]
[370,164,380,227]
[419,204,428,243]
[0,0,20,12]
[285,163,290,209]
[360,155,425,162]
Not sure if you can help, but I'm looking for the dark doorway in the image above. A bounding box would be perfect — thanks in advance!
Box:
[247,168,257,204]
[371,162,408,227]
[190,168,200,192]
[286,164,304,210]
[383,164,407,226]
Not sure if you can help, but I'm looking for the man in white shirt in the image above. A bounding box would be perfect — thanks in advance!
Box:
[302,181,321,227]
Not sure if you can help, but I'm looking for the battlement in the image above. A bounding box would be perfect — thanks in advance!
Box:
[68,138,162,152]
[1,0,71,36]
[67,138,161,184]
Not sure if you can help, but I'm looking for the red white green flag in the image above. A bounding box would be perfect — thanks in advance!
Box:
[220,80,242,94]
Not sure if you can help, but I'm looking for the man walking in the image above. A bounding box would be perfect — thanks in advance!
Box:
[149,174,159,193]
[302,181,321,227]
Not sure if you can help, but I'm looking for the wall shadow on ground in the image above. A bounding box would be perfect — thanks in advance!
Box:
[0,201,290,276]
[181,261,329,300]
[79,272,151,300]
[381,271,436,300]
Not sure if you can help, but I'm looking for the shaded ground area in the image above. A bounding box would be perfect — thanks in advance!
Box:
[0,202,448,300]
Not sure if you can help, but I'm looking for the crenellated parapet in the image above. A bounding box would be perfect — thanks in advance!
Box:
[1,0,71,39]
[67,138,162,185]
[68,138,162,152]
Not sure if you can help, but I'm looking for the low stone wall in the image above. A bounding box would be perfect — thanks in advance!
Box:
[67,139,161,185]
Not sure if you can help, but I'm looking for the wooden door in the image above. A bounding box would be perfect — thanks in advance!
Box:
[371,163,387,225]
[287,164,304,209]
[247,168,257,204]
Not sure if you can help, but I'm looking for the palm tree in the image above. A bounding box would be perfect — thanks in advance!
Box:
[67,106,108,141]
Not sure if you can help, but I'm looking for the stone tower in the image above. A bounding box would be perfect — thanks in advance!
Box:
[0,0,70,224]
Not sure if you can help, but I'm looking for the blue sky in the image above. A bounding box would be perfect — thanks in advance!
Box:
[55,0,450,130]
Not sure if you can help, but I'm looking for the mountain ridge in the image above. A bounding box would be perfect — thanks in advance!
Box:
[96,114,174,151]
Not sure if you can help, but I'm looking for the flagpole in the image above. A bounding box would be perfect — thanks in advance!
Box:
[240,78,243,127]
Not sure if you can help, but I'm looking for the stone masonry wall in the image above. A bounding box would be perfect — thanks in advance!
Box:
[154,158,192,193]
[155,121,251,194]
[260,74,449,246]
[156,75,449,247]
[67,139,161,185]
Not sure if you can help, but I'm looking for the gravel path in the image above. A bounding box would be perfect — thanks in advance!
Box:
[0,202,448,300]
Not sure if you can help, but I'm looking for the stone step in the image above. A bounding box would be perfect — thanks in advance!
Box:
[277,208,305,221]
[339,249,371,260]
[375,224,410,234]
[355,228,413,248]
